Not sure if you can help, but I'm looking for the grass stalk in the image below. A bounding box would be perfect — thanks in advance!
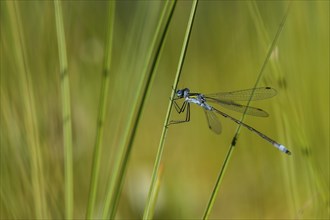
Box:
[102,1,177,218]
[7,2,46,218]
[54,1,73,219]
[85,1,115,219]
[202,3,291,219]
[142,0,199,219]
[147,163,165,219]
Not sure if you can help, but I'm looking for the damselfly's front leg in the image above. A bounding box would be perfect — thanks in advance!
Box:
[167,102,190,126]
[173,99,187,114]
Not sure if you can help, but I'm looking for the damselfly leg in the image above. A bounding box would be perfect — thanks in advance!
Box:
[168,100,191,125]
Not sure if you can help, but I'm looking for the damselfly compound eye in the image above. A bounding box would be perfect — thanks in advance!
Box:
[176,90,184,98]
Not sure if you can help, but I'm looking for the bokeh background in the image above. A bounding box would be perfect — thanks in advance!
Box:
[1,0,329,219]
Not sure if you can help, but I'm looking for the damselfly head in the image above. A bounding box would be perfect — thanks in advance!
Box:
[176,88,190,98]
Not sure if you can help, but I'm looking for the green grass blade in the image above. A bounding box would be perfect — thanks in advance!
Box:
[142,0,199,219]
[202,146,234,219]
[85,1,115,219]
[101,1,177,218]
[54,1,73,219]
[146,163,165,219]
[108,1,177,219]
[5,2,47,218]
[202,3,291,219]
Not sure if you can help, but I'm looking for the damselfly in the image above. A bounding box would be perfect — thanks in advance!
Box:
[169,87,291,155]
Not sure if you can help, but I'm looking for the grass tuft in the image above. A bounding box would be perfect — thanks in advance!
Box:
[5,1,47,218]
[1,1,328,219]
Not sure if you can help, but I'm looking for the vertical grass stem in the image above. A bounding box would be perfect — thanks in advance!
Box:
[101,1,177,218]
[8,2,47,218]
[202,3,291,219]
[142,0,199,219]
[107,1,177,219]
[85,1,115,219]
[54,1,74,218]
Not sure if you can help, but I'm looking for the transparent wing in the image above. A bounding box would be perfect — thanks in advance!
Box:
[203,109,222,134]
[206,100,269,117]
[205,87,277,101]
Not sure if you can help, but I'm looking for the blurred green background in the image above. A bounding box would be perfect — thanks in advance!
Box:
[1,0,329,219]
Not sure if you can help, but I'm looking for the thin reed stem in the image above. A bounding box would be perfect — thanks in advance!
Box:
[101,1,177,218]
[142,0,199,219]
[202,3,291,219]
[86,1,115,219]
[107,1,177,219]
[8,2,46,218]
[54,1,73,219]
